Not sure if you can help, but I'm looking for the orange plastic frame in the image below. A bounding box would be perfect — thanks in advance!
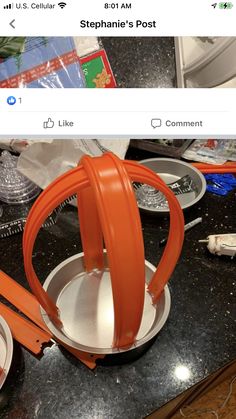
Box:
[192,162,236,173]
[23,153,184,348]
[0,270,104,369]
[0,302,51,355]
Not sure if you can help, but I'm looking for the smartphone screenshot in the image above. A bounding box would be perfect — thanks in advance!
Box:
[0,2,236,419]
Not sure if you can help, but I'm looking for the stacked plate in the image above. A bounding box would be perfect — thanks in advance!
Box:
[0,316,13,389]
[134,158,206,214]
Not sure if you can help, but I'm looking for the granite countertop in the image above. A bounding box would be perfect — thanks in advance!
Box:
[101,37,176,88]
[0,152,235,419]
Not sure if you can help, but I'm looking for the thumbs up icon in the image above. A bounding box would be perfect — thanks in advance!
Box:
[43,118,55,129]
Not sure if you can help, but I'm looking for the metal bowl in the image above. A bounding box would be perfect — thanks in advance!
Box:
[40,252,171,355]
[0,316,13,389]
[135,158,206,213]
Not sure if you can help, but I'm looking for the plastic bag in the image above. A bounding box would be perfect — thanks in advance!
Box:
[17,139,130,190]
[0,37,85,88]
[183,139,236,164]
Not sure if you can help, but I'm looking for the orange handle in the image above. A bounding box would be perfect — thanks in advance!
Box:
[124,161,185,303]
[77,186,104,271]
[192,162,236,174]
[196,168,236,174]
[81,154,145,347]
[23,166,89,327]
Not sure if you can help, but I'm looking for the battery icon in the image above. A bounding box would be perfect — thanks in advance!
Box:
[219,2,233,8]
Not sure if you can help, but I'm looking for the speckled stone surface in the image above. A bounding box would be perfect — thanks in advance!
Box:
[0,149,235,419]
[101,37,176,87]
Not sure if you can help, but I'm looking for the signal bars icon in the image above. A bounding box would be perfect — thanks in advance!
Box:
[58,2,67,8]
[3,3,13,9]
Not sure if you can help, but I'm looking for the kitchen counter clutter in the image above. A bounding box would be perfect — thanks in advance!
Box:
[0,153,235,419]
[0,37,176,89]
[1,36,236,89]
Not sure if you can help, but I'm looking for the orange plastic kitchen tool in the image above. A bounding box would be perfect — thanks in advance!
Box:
[0,270,46,330]
[0,303,51,355]
[192,162,236,173]
[77,186,104,272]
[0,270,103,368]
[79,154,146,347]
[124,160,185,302]
[23,153,184,354]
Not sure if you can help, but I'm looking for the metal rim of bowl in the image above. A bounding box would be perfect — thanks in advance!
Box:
[40,252,171,355]
[137,157,207,213]
[0,316,13,389]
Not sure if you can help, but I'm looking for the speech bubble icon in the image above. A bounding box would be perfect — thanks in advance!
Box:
[151,118,162,128]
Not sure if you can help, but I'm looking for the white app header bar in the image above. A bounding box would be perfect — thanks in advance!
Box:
[0,0,236,36]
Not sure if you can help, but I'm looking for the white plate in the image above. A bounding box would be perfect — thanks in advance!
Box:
[41,253,171,355]
[0,316,13,389]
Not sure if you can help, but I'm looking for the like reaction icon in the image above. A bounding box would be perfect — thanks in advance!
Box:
[7,96,17,106]
[43,118,55,129]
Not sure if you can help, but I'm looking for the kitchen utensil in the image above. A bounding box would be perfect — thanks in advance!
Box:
[0,270,104,369]
[192,162,236,173]
[135,158,206,213]
[0,303,52,354]
[199,234,236,257]
[23,153,184,356]
[0,194,76,238]
[204,174,236,196]
[159,217,202,246]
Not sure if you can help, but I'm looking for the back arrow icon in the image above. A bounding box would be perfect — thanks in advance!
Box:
[9,19,15,29]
